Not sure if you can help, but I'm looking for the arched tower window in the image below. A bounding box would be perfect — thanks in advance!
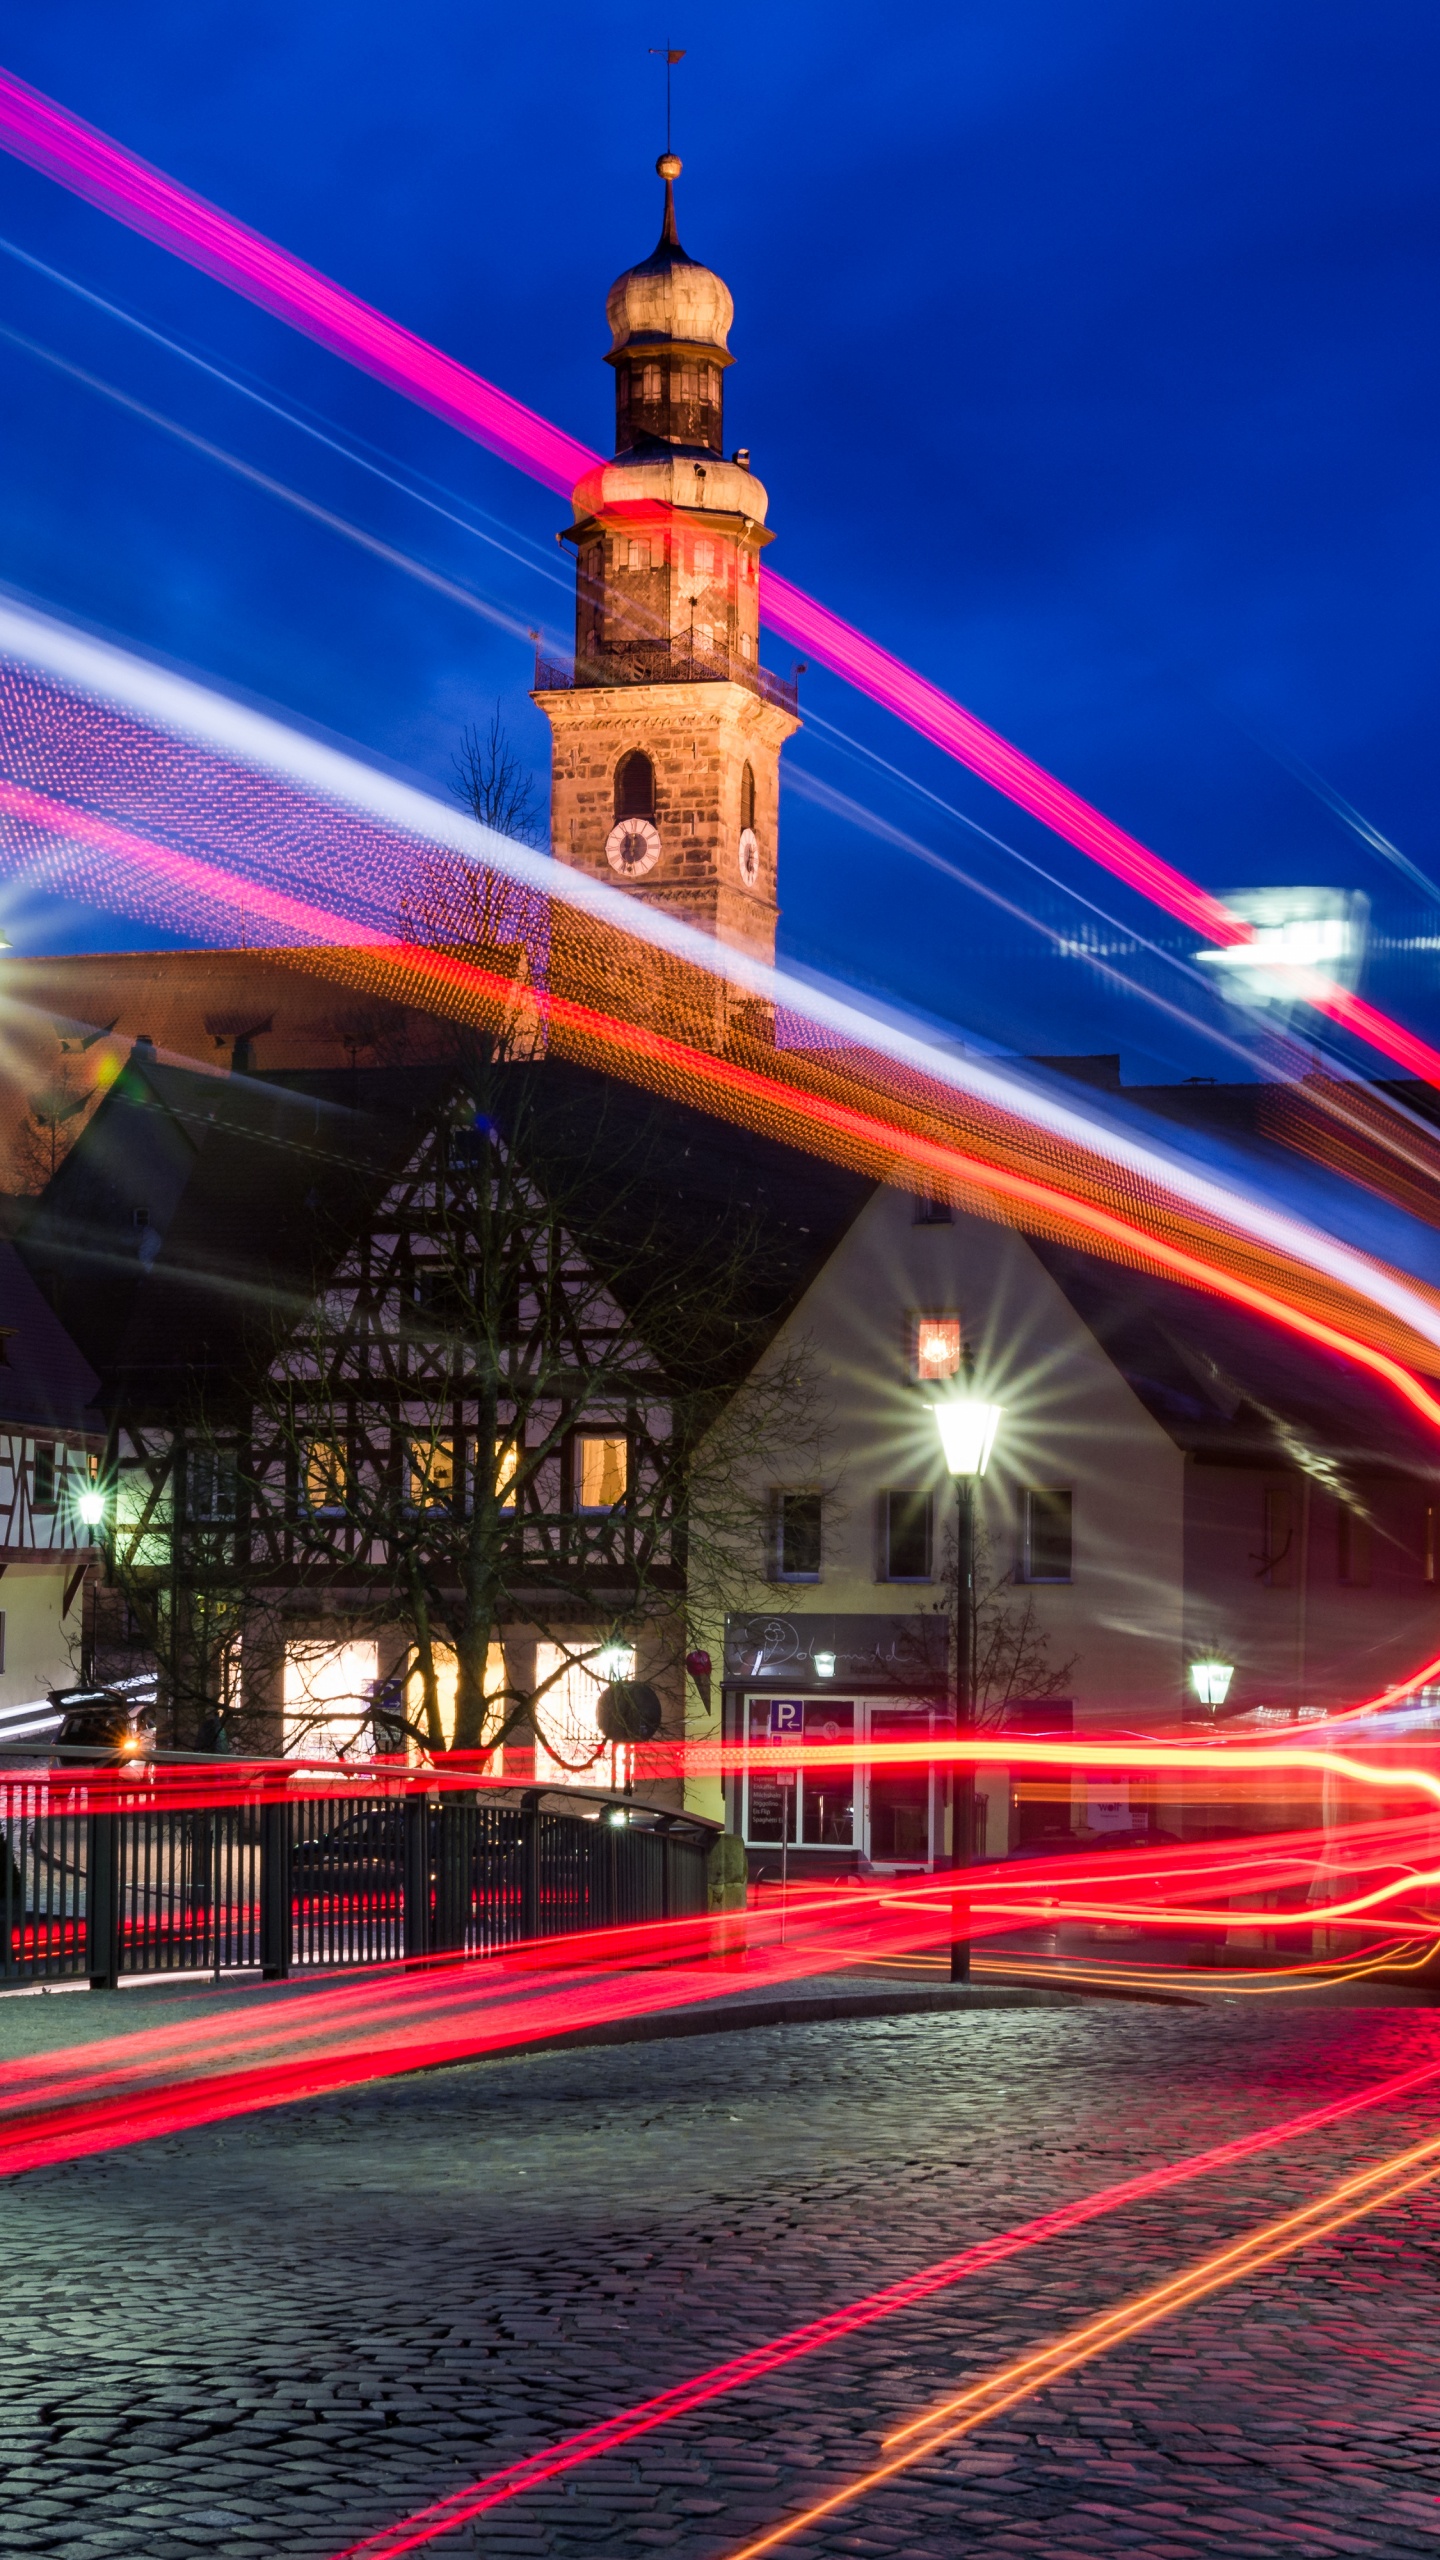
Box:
[615,751,656,820]
[740,762,756,833]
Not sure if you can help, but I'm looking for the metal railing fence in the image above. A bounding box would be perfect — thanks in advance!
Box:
[0,1782,710,1990]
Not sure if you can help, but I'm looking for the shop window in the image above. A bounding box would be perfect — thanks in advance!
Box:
[31,1446,55,1512]
[1022,1488,1073,1583]
[1337,1504,1372,1587]
[771,1490,822,1581]
[615,751,655,820]
[882,1490,933,1582]
[576,1435,627,1511]
[910,1314,961,1381]
[744,1697,854,1847]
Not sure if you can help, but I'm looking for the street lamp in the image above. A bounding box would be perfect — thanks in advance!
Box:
[1189,1658,1235,1711]
[930,1395,1003,1982]
[76,1487,106,1530]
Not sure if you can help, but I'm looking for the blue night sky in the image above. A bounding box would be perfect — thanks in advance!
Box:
[0,2,1437,1080]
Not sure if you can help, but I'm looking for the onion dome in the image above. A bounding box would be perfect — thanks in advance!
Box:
[606,155,734,362]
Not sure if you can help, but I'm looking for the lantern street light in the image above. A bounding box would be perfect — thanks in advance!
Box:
[1189,1658,1235,1711]
[930,1394,1003,1983]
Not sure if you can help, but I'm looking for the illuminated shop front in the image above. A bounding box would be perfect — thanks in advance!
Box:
[722,1613,952,1874]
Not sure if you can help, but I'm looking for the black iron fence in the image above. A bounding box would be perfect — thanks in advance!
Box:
[0,1781,712,1990]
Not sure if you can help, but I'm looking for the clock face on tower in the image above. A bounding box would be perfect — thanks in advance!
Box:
[605,817,662,878]
[737,827,760,889]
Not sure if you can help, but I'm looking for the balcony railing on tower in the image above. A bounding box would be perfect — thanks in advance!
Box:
[534,645,798,718]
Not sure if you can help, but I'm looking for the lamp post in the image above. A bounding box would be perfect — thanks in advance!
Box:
[930,1395,1002,1982]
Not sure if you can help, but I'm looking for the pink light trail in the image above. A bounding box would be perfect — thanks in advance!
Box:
[5,65,1440,1083]
[14,55,1440,1085]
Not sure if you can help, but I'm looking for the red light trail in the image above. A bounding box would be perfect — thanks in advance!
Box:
[324,2040,1440,2557]
[721,2121,1440,2559]
[6,65,1440,1087]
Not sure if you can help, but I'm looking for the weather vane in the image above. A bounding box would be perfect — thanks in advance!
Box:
[648,46,685,158]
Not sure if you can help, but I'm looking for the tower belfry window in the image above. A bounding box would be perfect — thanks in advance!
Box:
[615,751,655,820]
[740,762,756,832]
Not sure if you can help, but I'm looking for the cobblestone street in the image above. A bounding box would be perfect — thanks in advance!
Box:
[2,1985,1440,2558]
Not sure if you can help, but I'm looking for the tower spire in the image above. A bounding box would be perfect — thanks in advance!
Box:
[656,150,682,247]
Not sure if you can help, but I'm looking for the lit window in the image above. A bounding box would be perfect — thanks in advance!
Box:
[408,1437,455,1508]
[911,1315,961,1381]
[882,1490,933,1582]
[496,1439,519,1511]
[1023,1489,1073,1583]
[577,1435,627,1511]
[305,1442,347,1513]
[772,1490,822,1581]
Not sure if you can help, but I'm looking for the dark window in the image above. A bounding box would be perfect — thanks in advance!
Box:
[912,1194,953,1226]
[740,761,756,832]
[1337,1505,1372,1587]
[615,751,655,820]
[1023,1488,1072,1583]
[883,1490,933,1581]
[32,1446,55,1512]
[186,1449,238,1522]
[772,1490,822,1581]
[1260,1485,1294,1586]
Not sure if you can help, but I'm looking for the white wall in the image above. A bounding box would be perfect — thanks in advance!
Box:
[734,1187,1187,1729]
[0,1558,83,1708]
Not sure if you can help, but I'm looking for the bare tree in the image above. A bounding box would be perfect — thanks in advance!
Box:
[452,706,548,850]
[13,1060,93,1193]
[936,1511,1077,1726]
[96,1061,818,1766]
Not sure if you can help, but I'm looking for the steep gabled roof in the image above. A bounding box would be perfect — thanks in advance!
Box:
[0,1238,101,1438]
[1032,1238,1439,1479]
[16,1050,877,1419]
[18,1054,456,1416]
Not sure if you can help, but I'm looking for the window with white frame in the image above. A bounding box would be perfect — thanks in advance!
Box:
[771,1489,822,1581]
[1022,1488,1073,1583]
[881,1489,933,1582]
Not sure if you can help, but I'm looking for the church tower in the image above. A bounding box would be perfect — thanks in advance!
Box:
[534,155,798,973]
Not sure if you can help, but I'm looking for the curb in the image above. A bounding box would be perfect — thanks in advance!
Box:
[509,1974,1200,2063]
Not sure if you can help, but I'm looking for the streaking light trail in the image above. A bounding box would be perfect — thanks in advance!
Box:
[5,597,1440,1411]
[325,2042,1440,2559]
[722,2123,1440,2560]
[6,65,1440,1085]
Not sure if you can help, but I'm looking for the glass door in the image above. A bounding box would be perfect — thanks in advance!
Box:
[864,1704,942,1867]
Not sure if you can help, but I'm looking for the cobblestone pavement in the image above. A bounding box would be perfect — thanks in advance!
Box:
[3,1986,1440,2559]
